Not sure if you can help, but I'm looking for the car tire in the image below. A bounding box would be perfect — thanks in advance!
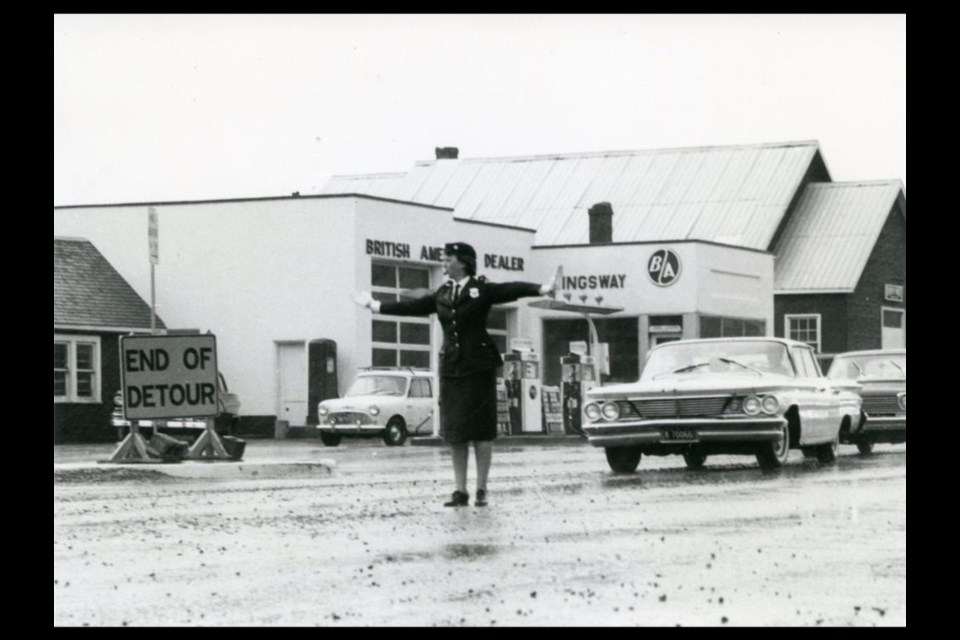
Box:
[856,440,874,455]
[816,437,839,465]
[682,450,707,470]
[756,421,790,470]
[320,432,342,447]
[383,418,408,447]
[605,447,642,473]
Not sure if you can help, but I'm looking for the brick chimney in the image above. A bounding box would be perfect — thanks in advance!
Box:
[588,202,614,244]
[435,147,459,160]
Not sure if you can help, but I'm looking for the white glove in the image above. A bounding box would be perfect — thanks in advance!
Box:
[539,266,562,297]
[353,291,374,309]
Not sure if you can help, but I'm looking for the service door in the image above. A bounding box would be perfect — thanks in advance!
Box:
[278,342,307,426]
[882,308,905,349]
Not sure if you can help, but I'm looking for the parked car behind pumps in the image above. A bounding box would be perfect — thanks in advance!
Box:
[316,368,435,446]
[826,349,905,454]
[581,338,862,472]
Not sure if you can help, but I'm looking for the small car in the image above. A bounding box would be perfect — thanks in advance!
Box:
[826,349,905,454]
[581,338,862,472]
[316,368,435,447]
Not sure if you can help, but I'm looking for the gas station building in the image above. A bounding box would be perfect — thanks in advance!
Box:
[53,140,905,441]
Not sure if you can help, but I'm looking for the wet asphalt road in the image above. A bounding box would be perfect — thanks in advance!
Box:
[54,440,906,626]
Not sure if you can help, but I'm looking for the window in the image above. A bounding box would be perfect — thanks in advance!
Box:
[792,347,822,378]
[54,335,101,403]
[785,314,821,353]
[701,316,766,339]
[371,262,433,368]
[409,378,433,398]
[487,308,509,355]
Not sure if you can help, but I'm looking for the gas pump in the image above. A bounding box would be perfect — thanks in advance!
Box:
[503,347,543,434]
[561,353,599,435]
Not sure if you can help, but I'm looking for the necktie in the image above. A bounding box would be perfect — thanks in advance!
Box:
[453,283,460,300]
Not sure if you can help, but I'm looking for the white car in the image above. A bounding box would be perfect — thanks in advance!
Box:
[582,338,862,472]
[316,369,436,446]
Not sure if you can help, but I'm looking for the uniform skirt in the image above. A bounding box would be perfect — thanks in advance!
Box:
[440,369,498,444]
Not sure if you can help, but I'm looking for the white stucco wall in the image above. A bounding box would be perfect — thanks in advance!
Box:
[695,243,774,329]
[55,196,358,416]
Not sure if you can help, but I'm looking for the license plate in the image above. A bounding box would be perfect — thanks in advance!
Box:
[661,428,698,441]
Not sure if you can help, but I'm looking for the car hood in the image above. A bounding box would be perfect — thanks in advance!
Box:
[857,378,906,394]
[586,373,820,401]
[320,395,399,411]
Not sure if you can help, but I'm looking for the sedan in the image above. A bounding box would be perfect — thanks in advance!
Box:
[582,338,862,472]
[826,349,905,454]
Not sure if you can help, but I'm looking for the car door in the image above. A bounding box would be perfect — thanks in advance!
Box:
[405,377,434,436]
[790,346,828,443]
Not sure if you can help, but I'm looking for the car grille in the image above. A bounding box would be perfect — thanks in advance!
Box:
[862,395,903,416]
[329,412,373,425]
[615,396,736,419]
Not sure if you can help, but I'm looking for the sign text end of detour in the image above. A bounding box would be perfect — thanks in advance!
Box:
[120,335,219,420]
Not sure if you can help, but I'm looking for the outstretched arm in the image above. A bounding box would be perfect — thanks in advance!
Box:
[486,267,560,304]
[353,291,436,317]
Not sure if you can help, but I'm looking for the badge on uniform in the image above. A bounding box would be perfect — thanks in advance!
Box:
[469,287,479,298]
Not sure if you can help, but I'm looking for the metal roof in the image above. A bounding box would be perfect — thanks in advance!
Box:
[54,237,164,330]
[774,181,905,292]
[321,141,825,250]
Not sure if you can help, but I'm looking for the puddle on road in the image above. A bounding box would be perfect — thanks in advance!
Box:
[376,543,500,565]
[442,543,499,560]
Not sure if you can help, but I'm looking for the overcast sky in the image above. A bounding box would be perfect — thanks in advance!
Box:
[54,14,906,206]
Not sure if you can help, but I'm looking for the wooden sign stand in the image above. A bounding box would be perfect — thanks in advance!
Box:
[106,423,152,462]
[184,419,232,460]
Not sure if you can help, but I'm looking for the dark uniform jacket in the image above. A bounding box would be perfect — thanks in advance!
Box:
[379,276,542,378]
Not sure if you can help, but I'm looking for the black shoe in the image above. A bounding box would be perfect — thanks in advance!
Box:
[444,490,469,507]
[475,489,488,507]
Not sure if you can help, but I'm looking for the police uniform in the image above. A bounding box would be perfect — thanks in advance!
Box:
[378,243,542,443]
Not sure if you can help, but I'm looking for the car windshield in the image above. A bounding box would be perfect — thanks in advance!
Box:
[827,354,906,380]
[346,375,408,397]
[641,341,794,381]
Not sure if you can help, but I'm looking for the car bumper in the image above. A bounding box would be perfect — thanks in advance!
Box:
[583,417,787,448]
[860,415,906,432]
[317,425,383,435]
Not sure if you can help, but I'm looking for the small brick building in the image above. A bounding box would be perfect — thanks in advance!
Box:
[773,181,906,368]
[54,237,165,443]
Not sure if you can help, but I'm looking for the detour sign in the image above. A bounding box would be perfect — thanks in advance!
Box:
[120,334,219,420]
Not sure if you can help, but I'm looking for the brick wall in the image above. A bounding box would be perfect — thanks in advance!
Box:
[847,203,906,350]
[54,331,122,444]
[774,293,848,355]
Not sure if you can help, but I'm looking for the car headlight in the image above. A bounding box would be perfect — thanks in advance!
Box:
[369,405,381,416]
[743,395,762,416]
[898,393,906,411]
[318,405,329,416]
[760,395,780,415]
[584,403,601,422]
[601,402,621,421]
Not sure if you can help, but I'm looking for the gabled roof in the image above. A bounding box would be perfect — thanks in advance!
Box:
[774,181,906,293]
[321,140,827,250]
[54,237,164,330]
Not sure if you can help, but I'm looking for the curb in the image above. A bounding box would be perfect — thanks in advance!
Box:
[409,435,588,447]
[54,459,337,482]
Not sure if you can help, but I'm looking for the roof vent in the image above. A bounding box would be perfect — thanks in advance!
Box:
[435,147,459,160]
[588,202,614,244]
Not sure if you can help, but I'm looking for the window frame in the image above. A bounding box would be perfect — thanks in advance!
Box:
[785,313,822,353]
[371,261,433,369]
[54,334,102,404]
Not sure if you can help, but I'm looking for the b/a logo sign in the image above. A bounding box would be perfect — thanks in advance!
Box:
[647,249,681,287]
